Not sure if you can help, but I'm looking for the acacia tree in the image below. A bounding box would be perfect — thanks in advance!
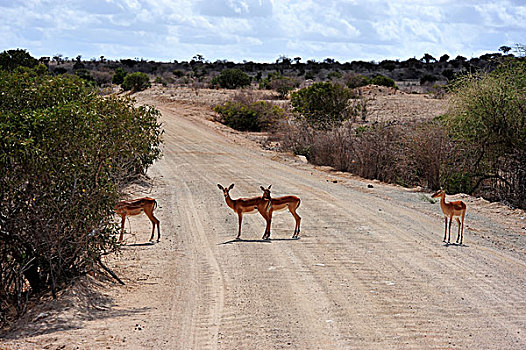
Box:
[211,69,251,89]
[0,49,38,71]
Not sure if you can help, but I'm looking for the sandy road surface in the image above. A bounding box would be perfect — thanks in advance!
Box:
[3,90,526,349]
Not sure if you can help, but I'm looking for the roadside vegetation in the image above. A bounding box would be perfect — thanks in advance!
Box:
[279,55,525,208]
[207,48,524,209]
[0,54,163,328]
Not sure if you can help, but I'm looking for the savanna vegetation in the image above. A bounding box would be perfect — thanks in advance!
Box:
[278,55,525,208]
[0,45,523,328]
[0,57,163,328]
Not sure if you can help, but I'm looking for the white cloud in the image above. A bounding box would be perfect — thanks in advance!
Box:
[0,0,524,62]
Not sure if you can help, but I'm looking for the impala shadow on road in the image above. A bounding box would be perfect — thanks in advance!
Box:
[219,237,299,245]
[219,238,272,245]
[444,243,470,248]
[121,241,156,248]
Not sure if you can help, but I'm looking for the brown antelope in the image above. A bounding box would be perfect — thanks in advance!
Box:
[217,184,271,240]
[260,185,301,240]
[114,197,160,243]
[431,189,466,245]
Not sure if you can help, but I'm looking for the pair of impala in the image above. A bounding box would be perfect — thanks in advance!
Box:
[217,184,301,240]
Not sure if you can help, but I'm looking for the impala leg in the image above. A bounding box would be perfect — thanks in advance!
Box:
[460,211,465,245]
[119,214,126,243]
[143,208,160,242]
[455,217,461,244]
[156,218,161,242]
[291,208,301,238]
[263,210,273,240]
[236,212,243,240]
[443,217,447,242]
[448,214,453,244]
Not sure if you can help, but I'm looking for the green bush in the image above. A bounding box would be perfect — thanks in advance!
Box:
[305,71,316,80]
[0,69,163,326]
[213,99,285,131]
[112,67,127,85]
[260,72,297,98]
[0,48,38,71]
[327,71,343,80]
[420,74,439,85]
[122,72,151,91]
[211,69,251,89]
[173,70,185,78]
[75,68,95,85]
[346,73,370,89]
[442,58,526,207]
[370,74,397,88]
[290,82,356,129]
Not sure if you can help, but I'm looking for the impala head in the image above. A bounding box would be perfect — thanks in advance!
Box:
[217,183,235,198]
[260,185,272,200]
[431,189,445,199]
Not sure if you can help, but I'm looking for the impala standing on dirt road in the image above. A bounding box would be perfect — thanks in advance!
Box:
[431,189,466,245]
[114,197,160,243]
[217,183,271,240]
[260,185,301,240]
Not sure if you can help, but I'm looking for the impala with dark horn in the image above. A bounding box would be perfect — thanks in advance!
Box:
[217,183,271,240]
[114,197,160,243]
[431,189,466,245]
[260,185,301,240]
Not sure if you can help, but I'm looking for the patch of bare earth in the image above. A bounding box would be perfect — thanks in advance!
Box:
[2,87,524,350]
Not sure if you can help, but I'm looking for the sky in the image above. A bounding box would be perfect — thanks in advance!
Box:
[1,0,525,63]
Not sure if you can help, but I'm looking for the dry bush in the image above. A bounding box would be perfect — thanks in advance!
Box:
[91,70,113,86]
[279,120,453,189]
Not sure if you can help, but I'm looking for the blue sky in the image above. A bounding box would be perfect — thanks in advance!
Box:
[1,0,525,63]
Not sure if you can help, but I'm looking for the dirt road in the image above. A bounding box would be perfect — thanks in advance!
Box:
[4,89,526,349]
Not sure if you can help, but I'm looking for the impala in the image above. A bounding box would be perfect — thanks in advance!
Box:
[114,197,160,243]
[260,185,301,240]
[431,189,466,245]
[217,183,271,240]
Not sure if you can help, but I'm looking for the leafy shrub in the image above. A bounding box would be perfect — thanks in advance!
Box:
[304,71,316,80]
[211,69,251,89]
[154,76,167,86]
[327,71,343,80]
[442,58,526,207]
[75,68,95,85]
[122,72,151,91]
[441,69,456,81]
[370,74,397,88]
[0,49,38,71]
[420,74,439,85]
[345,73,370,88]
[0,69,163,326]
[112,67,127,85]
[260,72,297,98]
[290,82,356,129]
[173,70,185,78]
[213,94,285,131]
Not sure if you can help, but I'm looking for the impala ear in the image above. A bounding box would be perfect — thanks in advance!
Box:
[229,183,235,190]
[260,186,265,191]
[268,185,272,190]
[217,184,223,190]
